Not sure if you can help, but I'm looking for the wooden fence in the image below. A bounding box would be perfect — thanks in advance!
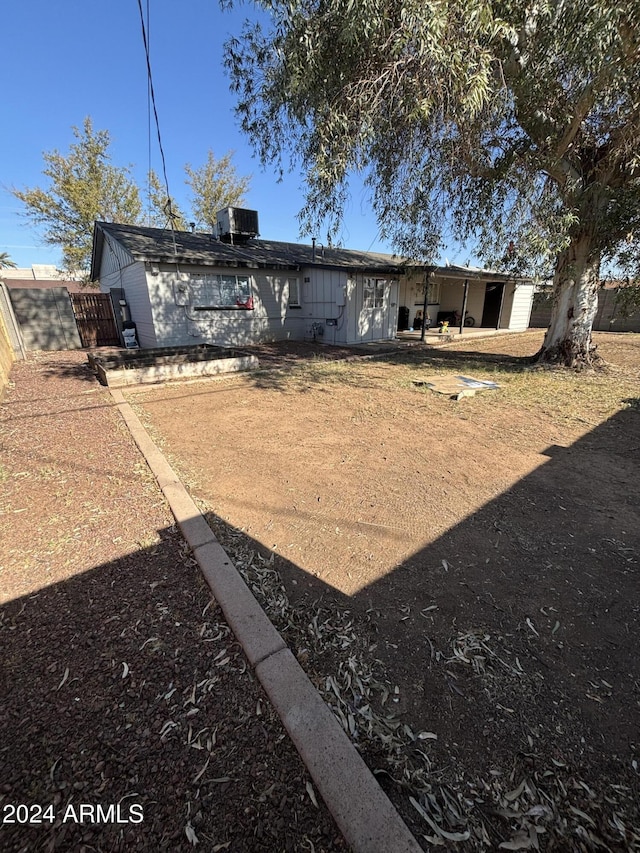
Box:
[70,293,120,347]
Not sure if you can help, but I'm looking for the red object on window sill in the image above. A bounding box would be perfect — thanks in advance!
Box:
[236,296,254,309]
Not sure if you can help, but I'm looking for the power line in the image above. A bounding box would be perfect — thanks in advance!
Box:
[146,0,151,226]
[136,0,178,244]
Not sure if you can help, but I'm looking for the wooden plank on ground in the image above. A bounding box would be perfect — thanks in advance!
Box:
[413,375,500,400]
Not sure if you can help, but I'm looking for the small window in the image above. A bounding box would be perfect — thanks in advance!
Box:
[288,277,301,307]
[415,281,440,305]
[364,278,385,309]
[427,281,440,304]
[363,279,374,309]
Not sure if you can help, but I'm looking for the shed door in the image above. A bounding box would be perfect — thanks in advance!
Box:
[387,281,399,338]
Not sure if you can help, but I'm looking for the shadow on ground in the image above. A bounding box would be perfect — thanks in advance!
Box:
[5,345,638,850]
[0,528,345,853]
[200,399,640,849]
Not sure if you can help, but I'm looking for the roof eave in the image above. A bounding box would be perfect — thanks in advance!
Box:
[141,254,302,271]
[435,268,531,283]
[90,225,105,282]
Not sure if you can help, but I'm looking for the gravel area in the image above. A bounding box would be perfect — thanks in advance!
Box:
[0,350,347,852]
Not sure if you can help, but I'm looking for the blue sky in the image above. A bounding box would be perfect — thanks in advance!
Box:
[1,0,468,269]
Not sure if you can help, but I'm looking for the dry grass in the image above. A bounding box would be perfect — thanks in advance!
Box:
[125,330,640,851]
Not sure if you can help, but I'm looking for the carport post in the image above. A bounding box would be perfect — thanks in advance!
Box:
[460,278,469,334]
[420,266,435,342]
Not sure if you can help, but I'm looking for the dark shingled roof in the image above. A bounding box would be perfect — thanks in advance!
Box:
[91,221,407,281]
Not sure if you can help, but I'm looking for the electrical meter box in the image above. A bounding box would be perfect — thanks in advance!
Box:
[335,284,347,307]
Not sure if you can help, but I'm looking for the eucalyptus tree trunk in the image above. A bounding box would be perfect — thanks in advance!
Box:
[537,235,601,366]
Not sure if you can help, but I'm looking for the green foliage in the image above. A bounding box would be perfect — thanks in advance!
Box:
[614,280,640,318]
[225,0,640,281]
[0,253,17,269]
[12,120,253,272]
[12,118,142,274]
[184,150,251,230]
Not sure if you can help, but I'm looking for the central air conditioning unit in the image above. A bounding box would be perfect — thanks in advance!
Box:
[216,207,259,244]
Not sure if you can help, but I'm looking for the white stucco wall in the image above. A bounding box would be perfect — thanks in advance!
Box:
[398,274,436,328]
[437,279,486,326]
[396,271,535,331]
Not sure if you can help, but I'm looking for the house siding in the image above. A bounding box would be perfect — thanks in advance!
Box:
[146,265,308,348]
[299,268,348,344]
[399,273,439,328]
[404,276,535,331]
[123,265,157,347]
[437,279,487,326]
[99,236,136,281]
[92,224,537,348]
[497,284,515,329]
[98,239,157,347]
[104,262,156,348]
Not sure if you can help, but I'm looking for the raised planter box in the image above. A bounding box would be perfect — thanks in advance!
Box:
[88,344,259,387]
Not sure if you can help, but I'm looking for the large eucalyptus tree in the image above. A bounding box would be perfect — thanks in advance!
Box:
[225,0,640,365]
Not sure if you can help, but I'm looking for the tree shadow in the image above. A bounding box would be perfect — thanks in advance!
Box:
[41,356,101,382]
[225,340,539,394]
[0,526,345,853]
[410,347,538,371]
[200,400,640,848]
[57,337,540,397]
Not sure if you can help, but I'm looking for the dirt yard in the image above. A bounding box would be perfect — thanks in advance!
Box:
[0,351,346,853]
[128,330,640,850]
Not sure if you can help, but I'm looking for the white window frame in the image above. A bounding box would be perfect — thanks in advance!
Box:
[287,277,301,307]
[415,281,440,305]
[363,277,386,309]
[190,273,253,309]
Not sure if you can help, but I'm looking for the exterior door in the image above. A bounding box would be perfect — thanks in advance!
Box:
[358,277,394,341]
[387,281,399,338]
[481,283,505,328]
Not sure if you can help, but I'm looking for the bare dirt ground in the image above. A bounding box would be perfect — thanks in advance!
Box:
[128,330,640,851]
[0,351,346,852]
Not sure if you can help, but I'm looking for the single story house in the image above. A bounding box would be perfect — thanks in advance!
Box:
[90,210,534,348]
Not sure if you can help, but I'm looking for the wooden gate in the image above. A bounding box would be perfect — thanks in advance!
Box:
[70,293,120,347]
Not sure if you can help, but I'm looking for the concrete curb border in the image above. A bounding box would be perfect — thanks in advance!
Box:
[109,388,423,853]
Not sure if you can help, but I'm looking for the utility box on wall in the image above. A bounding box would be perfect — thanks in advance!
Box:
[335,284,347,306]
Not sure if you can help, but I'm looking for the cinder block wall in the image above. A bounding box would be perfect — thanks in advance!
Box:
[531,289,640,332]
